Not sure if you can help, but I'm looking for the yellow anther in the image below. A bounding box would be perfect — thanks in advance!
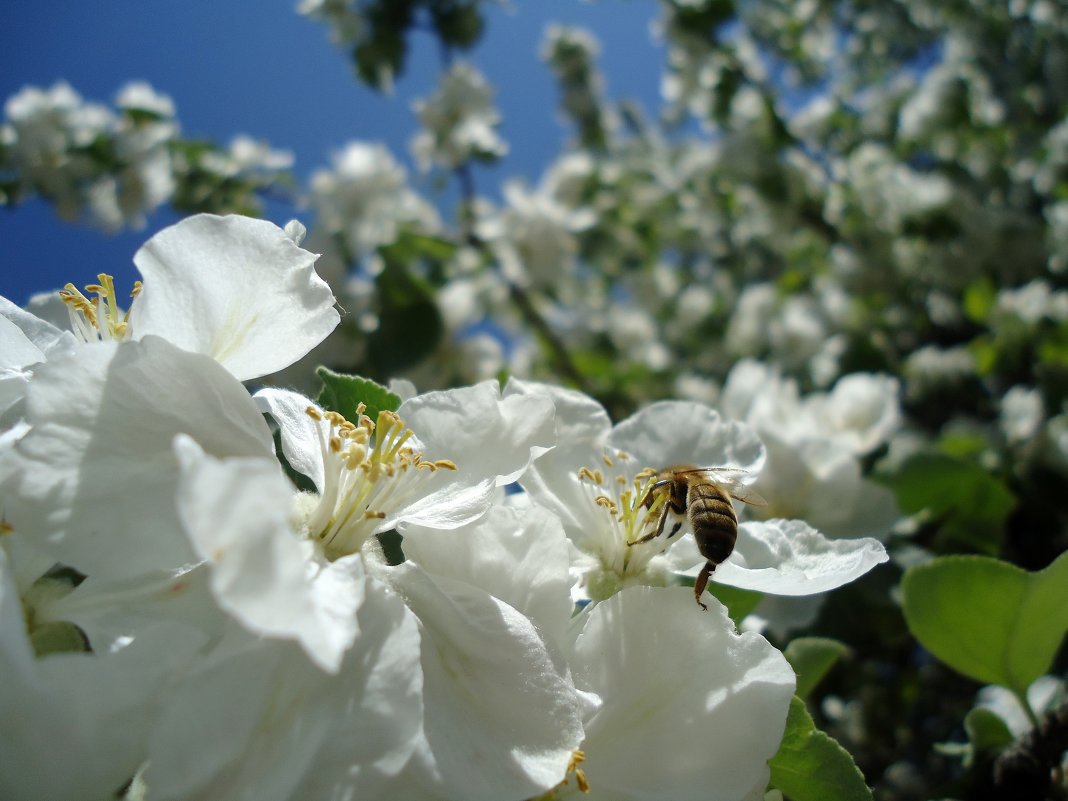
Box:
[363,511,386,519]
[305,406,323,421]
[0,520,13,536]
[602,453,614,467]
[433,459,458,470]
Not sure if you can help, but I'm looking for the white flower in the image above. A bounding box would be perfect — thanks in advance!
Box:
[976,676,1064,738]
[0,548,205,801]
[516,383,887,604]
[1000,385,1044,446]
[565,587,795,801]
[395,501,793,801]
[141,588,423,801]
[310,141,438,258]
[411,61,508,171]
[2,337,276,583]
[3,213,339,383]
[479,178,596,289]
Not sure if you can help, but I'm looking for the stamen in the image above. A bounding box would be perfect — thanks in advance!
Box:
[300,404,458,560]
[58,273,137,342]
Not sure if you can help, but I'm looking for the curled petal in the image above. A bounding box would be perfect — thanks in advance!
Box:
[130,214,339,381]
[174,436,363,673]
[2,337,274,579]
[610,401,765,475]
[714,518,889,595]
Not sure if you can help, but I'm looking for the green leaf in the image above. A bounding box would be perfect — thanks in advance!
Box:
[706,582,763,625]
[367,257,444,374]
[885,452,1015,554]
[315,368,401,423]
[784,637,850,699]
[30,622,90,657]
[901,552,1068,696]
[963,707,1015,754]
[963,277,996,323]
[769,696,872,801]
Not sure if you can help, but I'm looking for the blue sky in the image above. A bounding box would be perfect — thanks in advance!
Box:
[2,1,665,306]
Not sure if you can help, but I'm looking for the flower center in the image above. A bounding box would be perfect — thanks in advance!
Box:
[574,452,678,599]
[58,273,141,342]
[302,404,457,560]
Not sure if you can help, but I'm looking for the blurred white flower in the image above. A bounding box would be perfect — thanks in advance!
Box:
[310,141,438,259]
[411,61,507,172]
[479,177,595,289]
[1000,385,1044,446]
[976,675,1064,737]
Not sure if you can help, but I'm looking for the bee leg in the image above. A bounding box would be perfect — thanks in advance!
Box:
[693,561,713,611]
[628,510,680,546]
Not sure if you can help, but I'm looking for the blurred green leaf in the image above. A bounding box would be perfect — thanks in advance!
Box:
[963,276,996,324]
[769,696,872,801]
[901,552,1068,696]
[886,452,1014,554]
[367,257,445,374]
[316,368,401,423]
[784,637,850,699]
[706,582,763,625]
[963,707,1015,754]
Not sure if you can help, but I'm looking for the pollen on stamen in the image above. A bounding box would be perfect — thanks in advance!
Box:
[577,466,603,485]
[59,273,136,342]
[566,750,590,794]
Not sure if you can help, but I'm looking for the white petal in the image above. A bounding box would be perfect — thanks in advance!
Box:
[0,551,205,801]
[254,386,328,493]
[386,560,585,801]
[2,337,274,579]
[0,294,75,360]
[174,436,363,672]
[0,312,46,370]
[513,382,614,539]
[147,583,422,801]
[400,378,556,486]
[714,519,889,595]
[401,502,574,649]
[610,400,765,474]
[570,586,795,801]
[130,213,340,381]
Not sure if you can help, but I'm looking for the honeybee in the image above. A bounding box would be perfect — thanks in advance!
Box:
[630,465,767,610]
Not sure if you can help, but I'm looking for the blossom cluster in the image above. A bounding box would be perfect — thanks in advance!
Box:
[0,214,887,801]
[0,82,293,231]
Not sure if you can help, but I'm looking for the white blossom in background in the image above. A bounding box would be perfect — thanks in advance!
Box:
[720,360,901,540]
[297,0,364,45]
[479,177,596,289]
[1,81,178,231]
[903,344,978,402]
[411,61,508,172]
[310,141,438,259]
[975,676,1065,738]
[1000,385,1044,446]
[2,82,112,219]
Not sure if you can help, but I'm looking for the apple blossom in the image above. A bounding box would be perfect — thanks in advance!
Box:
[517,382,888,605]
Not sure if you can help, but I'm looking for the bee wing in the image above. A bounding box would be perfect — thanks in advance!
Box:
[674,466,769,507]
[726,485,768,507]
